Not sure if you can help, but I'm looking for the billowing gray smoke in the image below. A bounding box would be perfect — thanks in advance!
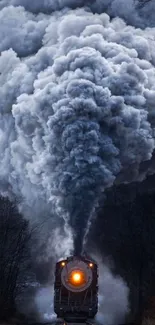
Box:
[1,0,155,27]
[0,1,155,255]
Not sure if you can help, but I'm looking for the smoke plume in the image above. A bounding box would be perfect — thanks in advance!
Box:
[1,0,155,255]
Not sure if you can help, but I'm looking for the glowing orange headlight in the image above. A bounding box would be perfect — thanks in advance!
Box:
[72,272,81,283]
[69,270,86,286]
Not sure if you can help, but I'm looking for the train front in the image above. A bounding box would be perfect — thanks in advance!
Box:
[54,256,98,323]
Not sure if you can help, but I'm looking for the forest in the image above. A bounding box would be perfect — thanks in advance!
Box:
[1,173,155,324]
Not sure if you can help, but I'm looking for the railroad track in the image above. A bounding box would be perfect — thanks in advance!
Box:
[21,322,98,325]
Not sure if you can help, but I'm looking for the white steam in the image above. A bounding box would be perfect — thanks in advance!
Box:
[35,286,56,322]
[97,263,129,325]
[0,0,155,319]
[1,1,155,27]
[1,2,155,252]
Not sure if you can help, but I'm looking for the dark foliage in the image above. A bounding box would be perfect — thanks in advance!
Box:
[88,174,155,323]
[0,198,32,320]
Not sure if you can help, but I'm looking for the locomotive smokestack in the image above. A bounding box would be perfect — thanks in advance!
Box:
[74,235,82,256]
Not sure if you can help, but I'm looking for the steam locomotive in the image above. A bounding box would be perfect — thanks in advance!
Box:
[54,255,98,323]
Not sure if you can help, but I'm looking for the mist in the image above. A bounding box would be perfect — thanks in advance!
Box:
[97,265,129,325]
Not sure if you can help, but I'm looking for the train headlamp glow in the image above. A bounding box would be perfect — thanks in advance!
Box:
[72,272,81,283]
[69,270,86,286]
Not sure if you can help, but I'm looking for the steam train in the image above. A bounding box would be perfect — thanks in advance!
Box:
[54,256,98,323]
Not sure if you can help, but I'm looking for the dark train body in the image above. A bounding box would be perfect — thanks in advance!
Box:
[54,256,98,323]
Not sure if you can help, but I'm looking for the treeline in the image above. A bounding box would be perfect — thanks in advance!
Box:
[0,198,32,320]
[88,174,155,324]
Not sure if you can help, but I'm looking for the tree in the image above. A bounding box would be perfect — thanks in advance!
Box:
[88,176,155,324]
[0,197,31,320]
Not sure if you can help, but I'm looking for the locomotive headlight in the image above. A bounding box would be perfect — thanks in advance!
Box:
[72,272,81,283]
[69,270,86,286]
[61,261,65,267]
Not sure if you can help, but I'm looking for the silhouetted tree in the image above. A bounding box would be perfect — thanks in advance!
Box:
[0,198,31,320]
[88,175,155,324]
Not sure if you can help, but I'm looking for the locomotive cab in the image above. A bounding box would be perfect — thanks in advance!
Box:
[54,256,98,322]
